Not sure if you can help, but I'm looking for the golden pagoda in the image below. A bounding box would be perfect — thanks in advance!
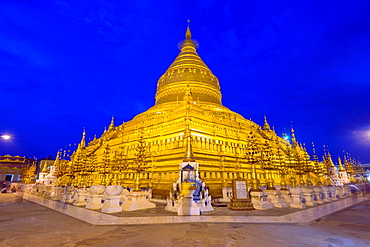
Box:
[60,24,324,198]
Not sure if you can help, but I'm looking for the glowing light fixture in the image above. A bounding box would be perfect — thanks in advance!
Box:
[1,135,10,140]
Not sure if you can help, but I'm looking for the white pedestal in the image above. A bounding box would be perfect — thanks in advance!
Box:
[344,186,352,197]
[265,189,290,208]
[121,191,156,211]
[217,187,232,203]
[30,184,38,195]
[60,186,75,204]
[197,195,214,212]
[280,189,292,203]
[301,186,317,207]
[86,195,103,210]
[165,197,180,212]
[336,187,346,199]
[289,187,306,209]
[51,186,64,201]
[313,186,325,204]
[101,195,122,213]
[329,186,338,201]
[178,197,200,215]
[36,184,46,196]
[250,191,274,210]
[73,189,90,206]
[321,186,332,203]
[42,186,52,198]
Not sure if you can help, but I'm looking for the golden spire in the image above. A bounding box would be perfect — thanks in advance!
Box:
[79,128,86,148]
[338,156,345,171]
[183,122,195,162]
[311,142,319,162]
[53,150,61,166]
[108,116,115,131]
[290,123,297,147]
[55,149,60,161]
[325,147,335,167]
[155,21,222,106]
[263,115,271,131]
[185,19,191,39]
[41,160,48,173]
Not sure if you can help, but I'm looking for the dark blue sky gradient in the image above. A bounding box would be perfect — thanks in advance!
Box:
[1,1,370,162]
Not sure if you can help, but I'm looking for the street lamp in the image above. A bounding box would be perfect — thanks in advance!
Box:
[1,134,11,140]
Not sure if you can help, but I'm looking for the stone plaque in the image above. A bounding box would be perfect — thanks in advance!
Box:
[235,181,247,199]
[230,178,254,210]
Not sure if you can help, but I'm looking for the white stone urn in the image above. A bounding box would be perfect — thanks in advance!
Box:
[89,185,105,195]
[105,185,123,196]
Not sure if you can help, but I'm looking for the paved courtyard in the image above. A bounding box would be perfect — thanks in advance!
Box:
[1,193,370,247]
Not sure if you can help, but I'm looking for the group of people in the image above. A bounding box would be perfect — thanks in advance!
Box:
[1,181,16,193]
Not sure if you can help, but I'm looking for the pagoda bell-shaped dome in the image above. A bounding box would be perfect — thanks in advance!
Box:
[155,24,222,106]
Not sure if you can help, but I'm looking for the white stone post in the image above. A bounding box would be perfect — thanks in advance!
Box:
[265,188,290,208]
[336,186,346,199]
[250,190,274,210]
[329,186,338,201]
[289,187,306,209]
[320,186,332,203]
[51,186,64,201]
[313,186,325,204]
[344,186,352,197]
[42,185,52,198]
[73,187,90,206]
[60,186,75,204]
[279,189,292,203]
[101,185,123,213]
[36,184,46,196]
[86,185,105,210]
[301,186,317,207]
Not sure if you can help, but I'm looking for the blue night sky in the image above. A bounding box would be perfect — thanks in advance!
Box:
[0,1,370,163]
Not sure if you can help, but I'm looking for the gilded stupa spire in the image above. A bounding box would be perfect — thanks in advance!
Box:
[55,149,60,162]
[183,121,195,162]
[311,142,318,162]
[50,150,61,172]
[290,123,297,147]
[185,19,191,39]
[338,156,345,171]
[108,116,115,131]
[155,21,222,106]
[79,128,86,149]
[41,159,49,173]
[324,146,335,167]
[263,115,271,131]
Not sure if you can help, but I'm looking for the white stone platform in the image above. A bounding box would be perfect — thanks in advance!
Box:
[21,193,368,226]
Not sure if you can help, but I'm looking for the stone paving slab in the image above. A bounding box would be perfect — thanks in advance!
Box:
[21,193,369,226]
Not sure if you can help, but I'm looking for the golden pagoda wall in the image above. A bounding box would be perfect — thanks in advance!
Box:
[61,99,315,198]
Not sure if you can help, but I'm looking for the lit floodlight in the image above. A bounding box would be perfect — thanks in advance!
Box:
[284,135,289,140]
[1,135,10,140]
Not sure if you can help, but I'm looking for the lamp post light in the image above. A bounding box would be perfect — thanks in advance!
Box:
[1,134,11,140]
